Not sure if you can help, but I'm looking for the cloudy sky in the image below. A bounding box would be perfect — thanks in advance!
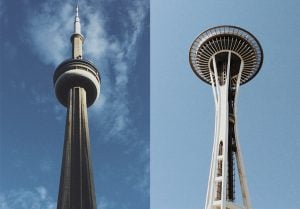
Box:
[0,0,149,209]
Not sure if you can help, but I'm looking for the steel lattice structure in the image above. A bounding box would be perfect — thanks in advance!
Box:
[189,26,263,209]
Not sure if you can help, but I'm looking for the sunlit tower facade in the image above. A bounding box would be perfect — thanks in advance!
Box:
[53,6,100,209]
[189,26,263,209]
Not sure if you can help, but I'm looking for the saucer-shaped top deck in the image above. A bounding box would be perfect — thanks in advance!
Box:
[189,26,263,85]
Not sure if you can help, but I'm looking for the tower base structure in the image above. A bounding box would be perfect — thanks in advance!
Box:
[204,51,251,209]
[57,87,97,209]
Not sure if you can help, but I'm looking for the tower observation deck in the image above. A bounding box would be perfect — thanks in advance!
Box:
[189,26,263,209]
[53,5,100,209]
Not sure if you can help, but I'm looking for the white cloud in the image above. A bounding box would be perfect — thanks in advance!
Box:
[82,0,148,141]
[27,2,73,66]
[91,0,148,140]
[84,12,108,59]
[97,196,122,209]
[98,197,109,209]
[36,187,47,200]
[0,0,4,19]
[0,187,56,209]
[0,195,9,209]
[25,0,149,139]
[125,0,147,58]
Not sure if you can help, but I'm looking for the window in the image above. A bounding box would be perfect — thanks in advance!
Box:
[217,160,222,176]
[218,141,223,156]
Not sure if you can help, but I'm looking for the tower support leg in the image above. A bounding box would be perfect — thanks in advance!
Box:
[204,53,251,209]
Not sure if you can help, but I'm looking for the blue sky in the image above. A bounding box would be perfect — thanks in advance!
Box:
[0,0,149,209]
[151,0,300,209]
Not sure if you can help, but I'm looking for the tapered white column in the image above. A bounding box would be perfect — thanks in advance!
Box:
[189,25,263,209]
[204,52,251,209]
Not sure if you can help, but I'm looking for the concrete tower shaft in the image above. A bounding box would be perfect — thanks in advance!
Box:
[57,87,97,209]
[72,33,84,60]
[54,5,100,209]
[189,26,263,209]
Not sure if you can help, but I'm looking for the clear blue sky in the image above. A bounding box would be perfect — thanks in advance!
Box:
[151,0,300,209]
[0,0,149,209]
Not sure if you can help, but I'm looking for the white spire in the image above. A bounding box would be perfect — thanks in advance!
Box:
[74,4,81,34]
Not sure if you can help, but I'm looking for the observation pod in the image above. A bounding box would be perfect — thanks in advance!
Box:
[54,58,101,107]
[189,26,263,209]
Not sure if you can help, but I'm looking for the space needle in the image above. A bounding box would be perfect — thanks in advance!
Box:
[189,26,263,209]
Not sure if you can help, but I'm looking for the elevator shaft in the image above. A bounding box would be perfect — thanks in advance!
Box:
[57,87,97,209]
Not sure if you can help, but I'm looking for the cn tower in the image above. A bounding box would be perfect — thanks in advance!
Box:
[53,6,100,209]
[189,26,263,209]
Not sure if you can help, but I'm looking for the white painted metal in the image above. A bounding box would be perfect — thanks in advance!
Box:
[204,50,251,209]
[74,5,81,34]
[189,26,263,86]
[234,60,252,209]
[72,5,84,59]
[189,26,263,209]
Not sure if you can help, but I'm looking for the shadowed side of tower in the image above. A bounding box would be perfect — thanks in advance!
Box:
[57,87,97,209]
[54,5,101,209]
